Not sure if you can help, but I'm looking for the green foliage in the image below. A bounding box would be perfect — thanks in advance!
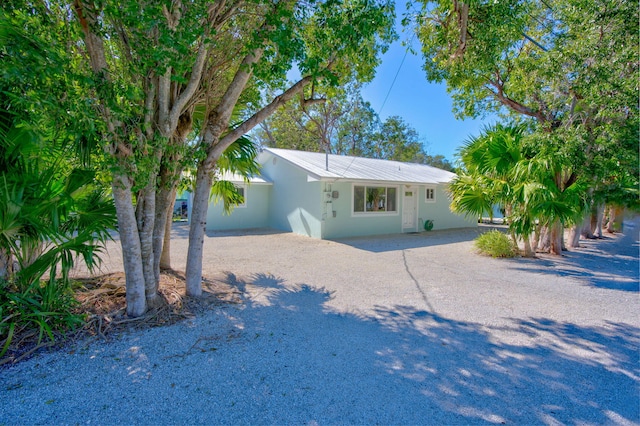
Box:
[210,134,260,214]
[0,12,118,352]
[414,0,639,215]
[0,115,115,354]
[450,123,585,240]
[255,85,454,167]
[0,278,85,358]
[475,230,518,258]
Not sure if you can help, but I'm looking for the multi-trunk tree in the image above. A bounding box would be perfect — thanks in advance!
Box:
[413,0,639,254]
[61,0,395,316]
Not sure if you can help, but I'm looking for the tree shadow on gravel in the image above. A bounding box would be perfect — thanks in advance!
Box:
[202,274,639,425]
[507,221,639,292]
[2,273,638,426]
[332,226,482,253]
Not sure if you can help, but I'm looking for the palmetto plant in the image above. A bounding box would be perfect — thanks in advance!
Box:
[211,134,260,214]
[450,124,585,256]
[0,114,117,356]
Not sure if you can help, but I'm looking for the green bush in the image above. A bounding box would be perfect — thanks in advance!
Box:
[475,230,518,258]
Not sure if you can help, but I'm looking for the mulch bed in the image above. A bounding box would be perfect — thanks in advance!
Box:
[1,271,242,367]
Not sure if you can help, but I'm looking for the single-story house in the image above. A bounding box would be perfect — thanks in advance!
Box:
[201,147,476,239]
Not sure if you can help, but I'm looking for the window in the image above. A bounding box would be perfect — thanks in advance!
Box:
[353,185,397,214]
[425,186,436,203]
[235,185,246,208]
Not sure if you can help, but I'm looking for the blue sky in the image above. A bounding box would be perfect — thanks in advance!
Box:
[360,14,495,161]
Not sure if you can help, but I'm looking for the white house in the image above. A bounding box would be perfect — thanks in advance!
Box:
[203,148,476,239]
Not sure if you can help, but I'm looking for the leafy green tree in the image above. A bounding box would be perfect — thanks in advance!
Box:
[0,33,117,351]
[413,0,639,252]
[424,155,454,172]
[372,115,428,162]
[256,83,382,156]
[255,94,335,153]
[48,0,396,312]
[335,95,381,156]
[256,92,455,167]
[184,0,396,296]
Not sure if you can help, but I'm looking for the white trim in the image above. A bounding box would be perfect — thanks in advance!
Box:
[425,185,436,203]
[350,183,400,217]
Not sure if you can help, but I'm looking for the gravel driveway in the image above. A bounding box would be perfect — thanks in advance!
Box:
[1,218,638,425]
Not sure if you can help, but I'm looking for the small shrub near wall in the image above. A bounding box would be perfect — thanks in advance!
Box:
[475,230,518,258]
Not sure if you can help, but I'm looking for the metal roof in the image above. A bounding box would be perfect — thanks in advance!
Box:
[261,148,455,184]
[216,171,272,185]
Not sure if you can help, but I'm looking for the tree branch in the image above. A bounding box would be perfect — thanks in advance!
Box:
[167,42,208,133]
[212,75,316,159]
[143,75,157,140]
[73,0,108,75]
[485,77,549,124]
[451,1,470,60]
[157,68,172,134]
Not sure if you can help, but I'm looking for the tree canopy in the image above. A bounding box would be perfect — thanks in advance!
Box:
[2,0,398,316]
[412,0,638,251]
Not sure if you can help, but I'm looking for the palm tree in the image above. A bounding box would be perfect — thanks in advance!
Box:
[450,124,584,256]
[210,134,261,214]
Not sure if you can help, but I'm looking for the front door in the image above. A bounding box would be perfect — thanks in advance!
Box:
[402,187,417,231]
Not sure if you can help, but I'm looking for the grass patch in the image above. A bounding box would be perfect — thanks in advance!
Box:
[475,230,518,258]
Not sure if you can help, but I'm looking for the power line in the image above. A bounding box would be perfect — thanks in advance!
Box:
[340,34,417,178]
[378,34,415,116]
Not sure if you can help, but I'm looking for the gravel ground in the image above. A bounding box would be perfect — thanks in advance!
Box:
[1,218,638,425]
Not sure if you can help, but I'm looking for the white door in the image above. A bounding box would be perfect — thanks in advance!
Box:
[402,187,417,231]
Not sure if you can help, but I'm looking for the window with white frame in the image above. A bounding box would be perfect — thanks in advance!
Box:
[425,186,436,203]
[353,185,397,214]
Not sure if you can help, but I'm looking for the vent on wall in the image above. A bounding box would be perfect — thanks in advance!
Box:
[331,191,339,199]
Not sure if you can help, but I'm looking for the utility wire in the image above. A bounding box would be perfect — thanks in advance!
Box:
[378,38,413,115]
[339,33,416,178]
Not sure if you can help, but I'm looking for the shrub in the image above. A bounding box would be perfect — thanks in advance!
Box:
[475,230,518,258]
[1,278,85,359]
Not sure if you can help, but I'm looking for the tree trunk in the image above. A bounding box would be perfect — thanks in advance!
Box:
[154,184,176,277]
[182,57,314,296]
[567,211,588,249]
[606,206,624,233]
[592,203,605,238]
[538,225,551,253]
[522,235,534,257]
[136,186,161,308]
[567,224,581,248]
[580,209,594,239]
[111,173,146,317]
[185,165,215,296]
[605,206,614,233]
[531,224,542,252]
[549,220,564,255]
[156,113,193,272]
[159,187,177,270]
